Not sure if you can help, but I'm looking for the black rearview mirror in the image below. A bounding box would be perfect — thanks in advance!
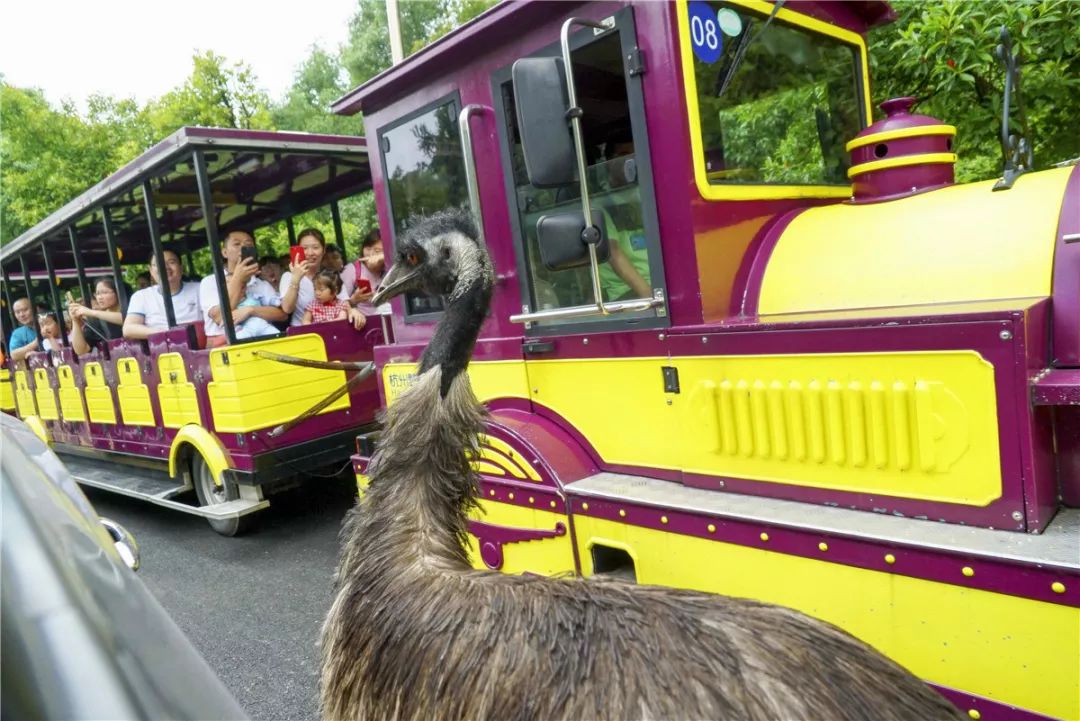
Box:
[536,210,609,271]
[512,57,576,188]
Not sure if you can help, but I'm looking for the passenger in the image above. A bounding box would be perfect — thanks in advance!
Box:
[123,250,201,339]
[323,244,345,273]
[302,270,351,325]
[341,228,385,315]
[68,277,125,354]
[38,311,62,352]
[597,132,651,301]
[9,297,39,362]
[135,271,152,290]
[258,256,282,289]
[281,228,366,330]
[200,230,286,346]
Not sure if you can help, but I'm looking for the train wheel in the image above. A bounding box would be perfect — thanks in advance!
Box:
[192,454,255,537]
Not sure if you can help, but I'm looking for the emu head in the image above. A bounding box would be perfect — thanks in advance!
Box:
[372,208,492,307]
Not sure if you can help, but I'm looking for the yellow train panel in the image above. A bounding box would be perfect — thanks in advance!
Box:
[467,500,576,576]
[156,353,200,429]
[207,334,349,433]
[83,362,117,424]
[115,357,155,426]
[32,368,59,420]
[56,365,86,423]
[14,370,36,417]
[528,351,1000,505]
[758,167,1072,314]
[0,368,16,411]
[574,515,1077,720]
[382,360,530,406]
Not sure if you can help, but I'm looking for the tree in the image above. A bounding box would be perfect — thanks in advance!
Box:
[272,45,358,136]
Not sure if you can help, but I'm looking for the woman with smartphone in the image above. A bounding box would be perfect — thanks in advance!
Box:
[69,277,125,354]
[281,227,366,331]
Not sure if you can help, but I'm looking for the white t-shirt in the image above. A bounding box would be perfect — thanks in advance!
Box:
[126,282,201,330]
[280,271,348,327]
[199,273,281,337]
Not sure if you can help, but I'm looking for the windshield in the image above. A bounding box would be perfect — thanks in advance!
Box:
[689,1,864,186]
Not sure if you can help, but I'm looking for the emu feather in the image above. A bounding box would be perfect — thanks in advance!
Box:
[320,208,963,721]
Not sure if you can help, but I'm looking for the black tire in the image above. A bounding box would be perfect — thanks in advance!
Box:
[192,454,256,537]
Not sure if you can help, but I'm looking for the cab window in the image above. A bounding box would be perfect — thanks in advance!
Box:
[499,19,664,330]
[379,96,467,317]
[690,2,864,186]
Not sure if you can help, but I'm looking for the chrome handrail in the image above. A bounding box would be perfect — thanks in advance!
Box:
[458,104,487,244]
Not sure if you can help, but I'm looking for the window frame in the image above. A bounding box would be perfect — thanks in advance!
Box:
[376,90,464,323]
[678,0,872,201]
[491,7,670,337]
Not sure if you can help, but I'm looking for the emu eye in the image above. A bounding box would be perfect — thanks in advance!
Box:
[406,253,419,266]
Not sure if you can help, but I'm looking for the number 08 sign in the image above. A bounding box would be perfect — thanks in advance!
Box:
[688,1,723,63]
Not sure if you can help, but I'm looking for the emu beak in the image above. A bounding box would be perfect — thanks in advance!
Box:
[372,264,421,306]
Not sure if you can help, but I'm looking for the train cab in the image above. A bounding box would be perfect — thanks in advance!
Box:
[338,1,1078,718]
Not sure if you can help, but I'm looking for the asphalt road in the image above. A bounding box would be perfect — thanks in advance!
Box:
[83,475,358,721]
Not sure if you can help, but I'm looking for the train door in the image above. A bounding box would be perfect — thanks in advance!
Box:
[495,9,674,576]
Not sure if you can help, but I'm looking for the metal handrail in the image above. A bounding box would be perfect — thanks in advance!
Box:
[458,104,488,243]
[510,17,660,326]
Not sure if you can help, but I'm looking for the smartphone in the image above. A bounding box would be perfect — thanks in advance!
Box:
[64,290,75,305]
[240,245,258,264]
[289,245,305,266]
[357,278,372,294]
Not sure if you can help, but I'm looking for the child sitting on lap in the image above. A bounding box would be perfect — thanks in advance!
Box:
[303,270,351,325]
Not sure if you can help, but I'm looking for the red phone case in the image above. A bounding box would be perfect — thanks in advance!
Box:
[290,246,305,266]
[357,278,372,293]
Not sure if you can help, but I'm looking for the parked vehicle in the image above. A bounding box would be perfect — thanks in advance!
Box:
[339,1,1079,719]
[0,412,248,720]
[0,128,381,535]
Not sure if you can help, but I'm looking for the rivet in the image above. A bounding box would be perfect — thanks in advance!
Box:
[619,509,627,517]
[582,502,589,511]
[508,493,514,501]
[968,710,981,720]
[666,399,672,405]
[532,388,539,394]
[489,489,495,497]
[701,336,708,344]
[999,329,1012,341]
[549,501,557,508]
[660,515,668,524]
[885,554,896,565]
[583,337,589,345]
[707,524,716,533]
[759,532,769,542]
[1052,581,1066,594]
[1011,510,1023,521]
[658,333,665,341]
[962,566,975,577]
[818,542,829,552]
[528,496,535,504]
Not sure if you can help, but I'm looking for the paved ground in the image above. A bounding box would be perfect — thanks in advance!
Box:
[84,475,358,721]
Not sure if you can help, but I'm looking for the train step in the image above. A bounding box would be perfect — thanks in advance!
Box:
[58,453,268,521]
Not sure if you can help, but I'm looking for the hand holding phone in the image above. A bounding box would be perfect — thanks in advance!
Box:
[289,245,305,267]
[240,245,259,264]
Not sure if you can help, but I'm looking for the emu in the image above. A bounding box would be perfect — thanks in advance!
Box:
[320,208,963,721]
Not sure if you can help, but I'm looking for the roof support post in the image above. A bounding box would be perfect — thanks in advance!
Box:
[68,227,93,306]
[2,265,17,341]
[330,200,345,255]
[101,208,129,315]
[143,182,177,328]
[41,241,68,346]
[19,257,42,342]
[194,149,238,345]
[286,217,296,245]
[185,253,197,279]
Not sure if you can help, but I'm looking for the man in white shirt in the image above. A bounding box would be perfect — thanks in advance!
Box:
[123,249,201,339]
[200,230,286,346]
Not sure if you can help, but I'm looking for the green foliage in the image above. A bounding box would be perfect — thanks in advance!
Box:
[272,45,358,136]
[870,0,1080,181]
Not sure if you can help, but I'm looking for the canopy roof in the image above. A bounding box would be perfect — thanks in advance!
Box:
[1,127,370,274]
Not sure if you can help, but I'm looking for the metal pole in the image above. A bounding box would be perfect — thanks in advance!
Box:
[2,265,17,341]
[330,200,345,254]
[68,226,93,305]
[19,257,41,342]
[194,149,237,345]
[41,241,69,346]
[386,0,404,64]
[143,181,177,328]
[286,217,296,245]
[185,252,197,279]
[101,208,129,314]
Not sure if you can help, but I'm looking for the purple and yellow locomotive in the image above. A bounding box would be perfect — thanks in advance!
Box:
[341,1,1078,718]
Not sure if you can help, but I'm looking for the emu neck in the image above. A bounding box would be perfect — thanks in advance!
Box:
[418,276,491,397]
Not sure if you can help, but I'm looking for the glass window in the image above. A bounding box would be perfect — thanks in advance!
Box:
[503,30,657,326]
[690,2,863,186]
[380,99,467,316]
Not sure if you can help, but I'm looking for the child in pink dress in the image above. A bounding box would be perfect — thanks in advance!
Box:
[302,270,351,324]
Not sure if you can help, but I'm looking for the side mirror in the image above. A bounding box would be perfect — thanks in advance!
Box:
[536,210,610,271]
[512,57,576,188]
